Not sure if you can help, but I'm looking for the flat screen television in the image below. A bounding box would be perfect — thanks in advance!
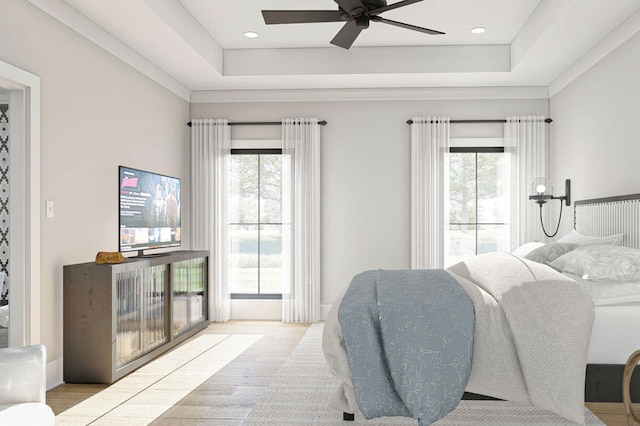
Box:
[119,166,181,257]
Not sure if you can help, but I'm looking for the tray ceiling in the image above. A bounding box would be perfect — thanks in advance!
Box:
[28,0,640,100]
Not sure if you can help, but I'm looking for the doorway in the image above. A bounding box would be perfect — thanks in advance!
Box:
[0,94,7,347]
[0,59,41,347]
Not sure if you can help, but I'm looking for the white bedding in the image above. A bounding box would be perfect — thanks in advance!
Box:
[565,273,640,306]
[513,242,640,364]
[587,302,640,364]
[563,273,640,364]
[323,252,595,424]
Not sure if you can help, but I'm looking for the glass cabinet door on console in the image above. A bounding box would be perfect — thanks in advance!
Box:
[63,250,209,384]
[172,257,207,337]
[115,264,168,368]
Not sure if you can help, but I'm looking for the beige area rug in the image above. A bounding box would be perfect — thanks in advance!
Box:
[243,324,604,425]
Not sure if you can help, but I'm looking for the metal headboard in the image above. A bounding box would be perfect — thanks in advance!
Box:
[574,193,640,249]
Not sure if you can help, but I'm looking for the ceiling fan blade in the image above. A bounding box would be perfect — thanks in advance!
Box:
[330,20,365,49]
[262,10,344,25]
[370,0,424,16]
[334,0,367,15]
[370,16,445,35]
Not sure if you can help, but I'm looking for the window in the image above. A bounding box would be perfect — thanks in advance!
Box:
[229,149,282,298]
[447,146,510,266]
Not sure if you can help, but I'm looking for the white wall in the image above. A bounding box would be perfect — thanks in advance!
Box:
[550,31,640,236]
[191,98,549,312]
[0,0,189,386]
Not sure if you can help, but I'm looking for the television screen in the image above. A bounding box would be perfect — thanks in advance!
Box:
[119,166,181,254]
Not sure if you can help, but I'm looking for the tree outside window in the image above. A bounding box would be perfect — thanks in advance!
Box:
[447,147,510,266]
[229,150,282,296]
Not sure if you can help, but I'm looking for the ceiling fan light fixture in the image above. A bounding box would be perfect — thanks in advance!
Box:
[261,0,445,50]
[244,31,259,38]
[471,27,486,34]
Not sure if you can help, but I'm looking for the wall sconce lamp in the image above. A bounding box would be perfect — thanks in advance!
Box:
[528,178,571,238]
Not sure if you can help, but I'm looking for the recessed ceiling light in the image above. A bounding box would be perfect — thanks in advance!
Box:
[244,31,259,39]
[471,27,486,34]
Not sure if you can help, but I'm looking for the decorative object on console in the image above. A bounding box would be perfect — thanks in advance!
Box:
[528,178,571,238]
[95,251,124,264]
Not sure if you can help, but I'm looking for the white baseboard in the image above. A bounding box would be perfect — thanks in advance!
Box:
[47,357,64,390]
[230,301,333,322]
[231,299,281,320]
[321,304,332,321]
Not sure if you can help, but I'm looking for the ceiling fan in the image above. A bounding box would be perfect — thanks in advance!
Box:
[262,0,445,50]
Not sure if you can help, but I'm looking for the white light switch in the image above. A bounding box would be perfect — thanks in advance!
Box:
[46,200,54,218]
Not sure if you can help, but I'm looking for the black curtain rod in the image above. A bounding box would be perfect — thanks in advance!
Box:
[187,120,327,127]
[406,118,553,125]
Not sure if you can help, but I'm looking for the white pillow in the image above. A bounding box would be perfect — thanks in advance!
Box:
[511,242,545,257]
[551,244,640,281]
[556,229,623,246]
[524,243,577,268]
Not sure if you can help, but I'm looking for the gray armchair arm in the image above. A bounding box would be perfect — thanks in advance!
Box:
[0,344,47,405]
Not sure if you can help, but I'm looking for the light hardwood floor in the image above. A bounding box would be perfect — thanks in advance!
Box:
[47,321,635,425]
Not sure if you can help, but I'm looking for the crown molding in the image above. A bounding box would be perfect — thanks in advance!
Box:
[190,86,549,104]
[26,0,191,101]
[548,6,640,97]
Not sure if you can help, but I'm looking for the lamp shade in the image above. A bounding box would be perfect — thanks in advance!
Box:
[530,177,553,197]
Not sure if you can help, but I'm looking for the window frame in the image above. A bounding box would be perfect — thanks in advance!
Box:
[229,148,283,300]
[448,146,506,258]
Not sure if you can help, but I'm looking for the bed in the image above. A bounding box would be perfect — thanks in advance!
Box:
[323,192,640,424]
[570,193,640,402]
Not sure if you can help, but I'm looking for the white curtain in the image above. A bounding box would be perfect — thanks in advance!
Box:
[190,118,231,322]
[505,115,547,248]
[410,117,450,269]
[281,118,321,323]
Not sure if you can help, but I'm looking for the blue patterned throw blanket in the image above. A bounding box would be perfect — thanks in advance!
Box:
[338,269,475,426]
